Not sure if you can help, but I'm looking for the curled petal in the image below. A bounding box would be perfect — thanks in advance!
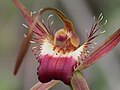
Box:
[71,71,90,90]
[30,80,60,90]
[38,7,74,32]
[78,28,120,70]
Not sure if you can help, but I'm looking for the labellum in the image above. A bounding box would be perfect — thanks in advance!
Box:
[12,0,120,90]
[31,8,82,85]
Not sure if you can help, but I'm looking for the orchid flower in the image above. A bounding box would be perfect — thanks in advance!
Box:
[12,0,120,90]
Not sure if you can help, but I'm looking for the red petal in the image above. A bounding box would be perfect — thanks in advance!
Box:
[78,29,120,70]
[37,55,77,85]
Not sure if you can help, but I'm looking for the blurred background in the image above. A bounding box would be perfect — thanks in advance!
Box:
[0,0,120,90]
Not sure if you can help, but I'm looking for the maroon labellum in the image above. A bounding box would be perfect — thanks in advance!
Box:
[37,55,76,85]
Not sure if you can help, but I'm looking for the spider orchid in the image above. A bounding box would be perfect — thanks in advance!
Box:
[12,0,120,90]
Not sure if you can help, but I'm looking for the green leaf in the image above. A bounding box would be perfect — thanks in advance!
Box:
[71,71,90,90]
[30,80,60,90]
